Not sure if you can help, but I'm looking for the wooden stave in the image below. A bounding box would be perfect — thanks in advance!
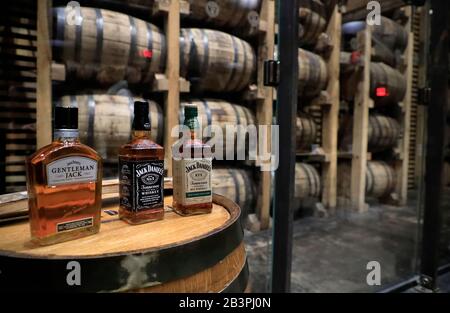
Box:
[370,62,407,105]
[294,163,321,209]
[0,194,245,293]
[180,99,256,157]
[341,114,400,152]
[58,94,163,160]
[212,168,255,218]
[368,115,400,152]
[296,113,318,152]
[53,6,166,85]
[180,28,256,92]
[129,243,249,293]
[371,36,396,67]
[298,48,328,98]
[366,161,396,198]
[298,0,327,46]
[338,161,396,199]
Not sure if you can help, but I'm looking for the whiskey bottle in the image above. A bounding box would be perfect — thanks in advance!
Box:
[119,101,165,224]
[26,106,103,245]
[173,105,213,216]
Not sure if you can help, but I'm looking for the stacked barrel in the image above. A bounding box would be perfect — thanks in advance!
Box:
[293,0,336,212]
[339,14,409,205]
[0,0,37,193]
[49,0,261,220]
[178,2,262,220]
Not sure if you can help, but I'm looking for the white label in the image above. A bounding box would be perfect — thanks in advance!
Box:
[46,156,98,186]
[173,158,212,205]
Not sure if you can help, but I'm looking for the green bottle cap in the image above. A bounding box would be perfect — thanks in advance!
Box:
[184,105,198,119]
[184,105,199,130]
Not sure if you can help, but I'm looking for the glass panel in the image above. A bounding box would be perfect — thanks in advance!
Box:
[284,1,432,292]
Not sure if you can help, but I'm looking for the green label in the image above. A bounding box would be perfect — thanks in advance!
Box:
[186,191,212,198]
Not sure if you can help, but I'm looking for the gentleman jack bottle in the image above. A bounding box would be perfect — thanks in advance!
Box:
[119,101,165,224]
[26,106,103,245]
[172,105,213,216]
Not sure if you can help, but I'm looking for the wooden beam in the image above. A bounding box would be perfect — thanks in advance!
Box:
[395,12,414,205]
[321,6,341,212]
[36,0,53,148]
[350,26,372,212]
[163,0,181,177]
[256,0,275,230]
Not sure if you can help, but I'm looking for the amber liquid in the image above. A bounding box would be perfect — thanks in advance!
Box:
[26,138,103,246]
[119,130,165,224]
[172,132,213,216]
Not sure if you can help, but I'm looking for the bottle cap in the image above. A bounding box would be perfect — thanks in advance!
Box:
[54,106,78,130]
[184,105,198,119]
[133,101,151,131]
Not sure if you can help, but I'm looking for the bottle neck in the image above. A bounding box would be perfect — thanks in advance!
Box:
[132,129,152,139]
[54,129,80,142]
[184,116,199,140]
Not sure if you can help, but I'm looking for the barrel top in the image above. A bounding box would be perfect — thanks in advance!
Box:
[0,195,235,258]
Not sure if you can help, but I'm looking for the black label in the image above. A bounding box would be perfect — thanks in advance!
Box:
[119,159,164,212]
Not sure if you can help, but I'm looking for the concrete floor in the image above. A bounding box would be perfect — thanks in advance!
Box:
[244,190,450,293]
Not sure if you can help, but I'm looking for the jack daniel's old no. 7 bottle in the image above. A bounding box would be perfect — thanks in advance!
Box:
[119,101,165,224]
[26,106,103,245]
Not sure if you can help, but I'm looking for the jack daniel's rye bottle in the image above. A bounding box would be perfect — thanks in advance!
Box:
[173,105,213,216]
[119,101,165,224]
[26,106,103,245]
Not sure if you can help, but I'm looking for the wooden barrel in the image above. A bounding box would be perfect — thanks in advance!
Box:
[188,0,261,29]
[58,94,163,160]
[338,161,396,199]
[0,191,248,293]
[298,0,327,46]
[366,161,396,198]
[368,115,400,151]
[340,114,400,152]
[373,16,408,53]
[370,62,406,104]
[53,7,166,85]
[212,169,255,218]
[294,163,321,208]
[180,29,256,92]
[296,113,318,152]
[180,99,256,158]
[298,48,328,98]
[371,36,396,66]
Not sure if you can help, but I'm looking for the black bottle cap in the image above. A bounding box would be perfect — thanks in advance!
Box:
[54,106,78,130]
[133,101,151,131]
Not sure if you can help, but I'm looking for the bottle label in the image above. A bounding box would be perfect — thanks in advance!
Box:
[173,158,212,205]
[46,157,98,186]
[57,217,94,233]
[119,159,164,212]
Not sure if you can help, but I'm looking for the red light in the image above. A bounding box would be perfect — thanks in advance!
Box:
[350,51,361,64]
[141,49,153,59]
[376,86,389,97]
